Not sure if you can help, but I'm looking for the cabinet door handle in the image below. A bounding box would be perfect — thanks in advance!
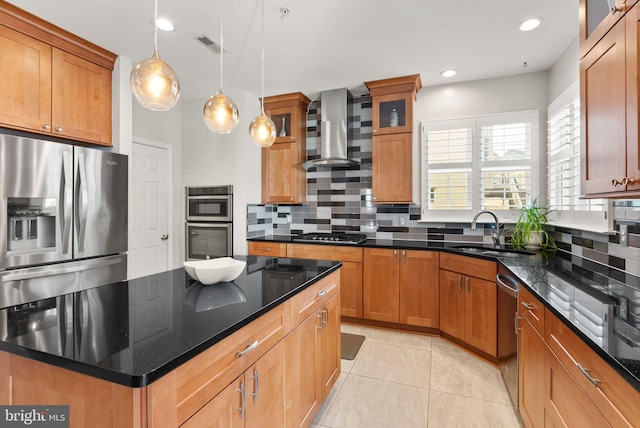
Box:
[322,308,329,326]
[236,340,259,358]
[577,363,602,387]
[402,250,406,264]
[465,277,469,293]
[317,312,323,330]
[373,129,378,133]
[250,369,259,402]
[521,301,535,311]
[457,275,462,290]
[612,178,624,187]
[622,177,636,186]
[43,124,51,130]
[515,314,521,335]
[55,126,63,132]
[237,381,246,419]
[394,250,398,263]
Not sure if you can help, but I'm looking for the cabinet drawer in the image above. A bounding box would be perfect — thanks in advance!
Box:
[248,241,287,257]
[291,271,340,325]
[440,252,497,281]
[147,301,292,427]
[286,243,363,262]
[518,285,544,336]
[545,309,638,427]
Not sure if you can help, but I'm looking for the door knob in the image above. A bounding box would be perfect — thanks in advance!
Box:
[160,234,169,241]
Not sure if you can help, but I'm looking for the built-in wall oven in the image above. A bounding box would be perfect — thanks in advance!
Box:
[185,186,233,260]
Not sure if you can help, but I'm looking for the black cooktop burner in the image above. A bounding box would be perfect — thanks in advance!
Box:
[293,232,368,245]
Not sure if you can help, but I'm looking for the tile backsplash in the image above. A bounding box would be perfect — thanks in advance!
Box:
[247,95,640,278]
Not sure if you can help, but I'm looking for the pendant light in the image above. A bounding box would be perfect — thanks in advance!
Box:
[249,0,276,147]
[130,0,181,111]
[203,0,239,133]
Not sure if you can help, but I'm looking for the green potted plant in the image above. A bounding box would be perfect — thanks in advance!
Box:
[510,200,556,250]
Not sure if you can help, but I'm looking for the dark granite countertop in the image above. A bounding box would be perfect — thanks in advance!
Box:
[499,253,640,392]
[252,235,640,392]
[0,256,341,387]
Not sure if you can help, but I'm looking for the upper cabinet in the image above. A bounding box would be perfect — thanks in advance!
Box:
[365,74,422,204]
[0,3,116,146]
[580,1,640,197]
[262,92,310,204]
[579,0,631,57]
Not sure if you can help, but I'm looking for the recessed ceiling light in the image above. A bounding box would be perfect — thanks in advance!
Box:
[518,18,543,32]
[440,69,457,78]
[156,18,175,32]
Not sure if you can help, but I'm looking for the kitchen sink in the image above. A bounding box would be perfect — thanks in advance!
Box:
[452,245,535,258]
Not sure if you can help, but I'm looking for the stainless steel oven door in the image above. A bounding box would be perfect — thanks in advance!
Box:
[186,195,233,222]
[185,223,232,260]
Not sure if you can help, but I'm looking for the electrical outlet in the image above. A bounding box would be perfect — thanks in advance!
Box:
[620,224,629,247]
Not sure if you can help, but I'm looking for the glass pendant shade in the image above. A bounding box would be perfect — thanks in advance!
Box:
[130,50,181,111]
[249,112,276,147]
[203,90,239,133]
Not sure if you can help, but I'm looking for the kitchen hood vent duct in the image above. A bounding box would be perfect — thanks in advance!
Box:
[302,88,359,170]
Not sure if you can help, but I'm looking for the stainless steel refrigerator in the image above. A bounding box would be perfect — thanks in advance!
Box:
[0,133,128,309]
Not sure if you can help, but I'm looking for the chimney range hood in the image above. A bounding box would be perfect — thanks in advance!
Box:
[302,88,359,170]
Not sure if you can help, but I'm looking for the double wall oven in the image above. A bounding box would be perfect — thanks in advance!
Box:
[185,186,233,260]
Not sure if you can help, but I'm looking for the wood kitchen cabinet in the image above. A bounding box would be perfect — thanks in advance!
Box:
[579,0,630,58]
[286,243,363,318]
[439,253,497,356]
[365,75,422,204]
[580,1,640,197]
[363,247,439,328]
[262,93,310,204]
[0,3,115,146]
[248,241,287,257]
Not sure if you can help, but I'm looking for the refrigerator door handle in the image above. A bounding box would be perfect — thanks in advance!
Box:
[61,151,73,255]
[1,256,122,282]
[75,152,89,253]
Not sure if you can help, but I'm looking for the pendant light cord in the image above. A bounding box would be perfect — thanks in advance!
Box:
[220,0,224,91]
[260,0,265,113]
[153,0,159,54]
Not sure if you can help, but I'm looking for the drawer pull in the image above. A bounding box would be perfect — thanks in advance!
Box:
[250,369,259,402]
[577,363,602,387]
[237,381,246,419]
[237,340,259,358]
[317,289,328,298]
[264,248,272,252]
[521,301,535,311]
[322,308,329,326]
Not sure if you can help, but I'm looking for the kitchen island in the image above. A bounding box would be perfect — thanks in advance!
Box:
[0,256,342,427]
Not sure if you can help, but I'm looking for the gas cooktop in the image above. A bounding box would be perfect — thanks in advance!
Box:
[293,232,368,245]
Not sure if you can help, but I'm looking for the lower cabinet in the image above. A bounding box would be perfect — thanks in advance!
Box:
[363,248,439,327]
[292,292,340,428]
[182,337,292,428]
[518,317,545,428]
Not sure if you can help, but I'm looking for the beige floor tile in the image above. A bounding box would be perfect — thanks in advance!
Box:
[431,336,477,357]
[350,341,431,388]
[430,349,512,405]
[428,390,523,428]
[340,357,355,373]
[367,328,434,350]
[320,374,430,428]
[313,372,348,425]
[340,323,376,338]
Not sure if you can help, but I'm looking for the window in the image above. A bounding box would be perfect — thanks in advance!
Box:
[421,111,539,221]
[547,81,612,231]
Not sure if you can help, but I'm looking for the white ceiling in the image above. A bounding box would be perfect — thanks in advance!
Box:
[7,0,579,102]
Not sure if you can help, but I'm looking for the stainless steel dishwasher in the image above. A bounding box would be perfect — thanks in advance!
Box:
[496,265,519,409]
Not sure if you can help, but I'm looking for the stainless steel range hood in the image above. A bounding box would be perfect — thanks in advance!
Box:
[302,88,359,170]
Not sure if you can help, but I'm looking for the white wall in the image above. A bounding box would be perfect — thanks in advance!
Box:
[181,89,262,256]
[548,36,579,103]
[132,101,184,268]
[415,71,550,204]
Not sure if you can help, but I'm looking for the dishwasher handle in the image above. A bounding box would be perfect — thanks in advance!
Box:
[496,273,518,298]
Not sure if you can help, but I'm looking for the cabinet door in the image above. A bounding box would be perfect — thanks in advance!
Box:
[339,261,363,318]
[363,248,399,322]
[267,106,301,143]
[0,25,52,133]
[371,92,413,135]
[399,250,439,327]
[181,376,244,428]
[320,294,341,401]
[292,310,322,428]
[519,317,545,428]
[439,269,465,340]
[626,5,640,193]
[544,347,611,428]
[262,142,301,204]
[52,48,112,146]
[372,133,413,203]
[580,0,627,57]
[246,337,293,428]
[464,276,497,356]
[580,19,627,196]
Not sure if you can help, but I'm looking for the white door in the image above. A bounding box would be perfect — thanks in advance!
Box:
[129,141,170,279]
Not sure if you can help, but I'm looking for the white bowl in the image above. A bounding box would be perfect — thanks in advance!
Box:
[183,257,247,285]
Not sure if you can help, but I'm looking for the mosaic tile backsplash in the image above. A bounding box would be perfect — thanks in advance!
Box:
[247,95,640,279]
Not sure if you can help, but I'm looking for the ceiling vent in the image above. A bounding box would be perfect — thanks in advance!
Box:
[195,35,226,55]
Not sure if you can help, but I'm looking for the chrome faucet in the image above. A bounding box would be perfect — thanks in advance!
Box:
[471,210,500,247]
